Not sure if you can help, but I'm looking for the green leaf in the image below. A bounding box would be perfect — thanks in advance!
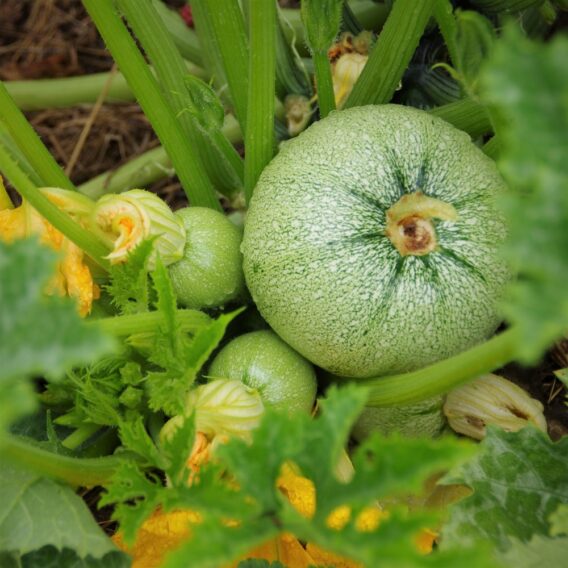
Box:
[99,460,163,545]
[301,0,343,52]
[163,518,278,568]
[158,386,493,567]
[481,29,568,362]
[453,10,496,96]
[549,504,568,537]
[237,561,285,568]
[0,461,118,559]
[106,239,154,315]
[146,308,243,415]
[0,547,129,568]
[441,427,568,551]
[496,535,568,568]
[182,75,225,131]
[0,239,114,382]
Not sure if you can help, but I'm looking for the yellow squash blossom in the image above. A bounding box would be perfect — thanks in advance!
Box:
[0,183,98,316]
[112,446,435,567]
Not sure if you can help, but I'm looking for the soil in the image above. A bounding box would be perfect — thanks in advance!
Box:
[0,0,185,206]
[2,0,567,477]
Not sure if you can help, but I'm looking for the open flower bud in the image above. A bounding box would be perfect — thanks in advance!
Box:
[93,189,185,269]
[444,374,547,440]
[185,379,265,440]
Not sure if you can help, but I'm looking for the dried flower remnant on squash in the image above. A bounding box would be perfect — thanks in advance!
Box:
[0,184,98,316]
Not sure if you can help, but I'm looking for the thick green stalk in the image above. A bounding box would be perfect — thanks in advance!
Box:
[192,0,249,131]
[0,83,76,190]
[428,98,493,138]
[0,177,12,209]
[434,0,459,66]
[61,423,101,450]
[471,0,544,13]
[78,115,242,199]
[151,0,203,65]
[312,50,336,118]
[4,61,207,112]
[345,0,437,107]
[363,328,519,406]
[5,72,134,111]
[244,0,276,201]
[483,135,501,158]
[0,144,110,268]
[2,434,125,486]
[274,8,312,99]
[117,0,243,194]
[82,0,220,210]
[92,309,212,336]
[0,121,43,186]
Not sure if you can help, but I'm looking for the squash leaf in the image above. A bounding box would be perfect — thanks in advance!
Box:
[481,28,568,362]
[0,239,114,431]
[496,535,568,568]
[0,460,125,563]
[105,238,155,315]
[440,426,568,552]
[0,547,129,568]
[0,238,115,383]
[106,385,495,568]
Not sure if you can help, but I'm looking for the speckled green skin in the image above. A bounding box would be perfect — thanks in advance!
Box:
[208,330,317,414]
[169,207,245,310]
[351,397,446,441]
[243,105,511,378]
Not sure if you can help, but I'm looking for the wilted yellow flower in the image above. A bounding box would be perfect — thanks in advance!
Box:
[332,52,368,108]
[327,31,373,108]
[444,373,547,440]
[0,184,98,316]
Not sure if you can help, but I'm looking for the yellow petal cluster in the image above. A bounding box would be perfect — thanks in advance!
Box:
[112,449,437,568]
[0,184,98,316]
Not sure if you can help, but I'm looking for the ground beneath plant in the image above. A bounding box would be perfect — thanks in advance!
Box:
[1,0,566,439]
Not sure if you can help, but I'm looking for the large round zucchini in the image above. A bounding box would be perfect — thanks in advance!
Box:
[243,105,510,378]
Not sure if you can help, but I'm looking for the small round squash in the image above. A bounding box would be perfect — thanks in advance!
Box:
[168,207,245,310]
[208,330,317,414]
[243,105,511,378]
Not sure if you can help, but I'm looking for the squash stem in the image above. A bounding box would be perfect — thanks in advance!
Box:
[1,434,128,487]
[61,423,101,450]
[0,83,76,191]
[0,143,111,269]
[312,50,336,118]
[428,98,493,139]
[90,309,212,337]
[362,328,520,407]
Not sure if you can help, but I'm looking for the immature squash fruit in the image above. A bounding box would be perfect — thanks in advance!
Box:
[169,207,245,310]
[243,105,510,379]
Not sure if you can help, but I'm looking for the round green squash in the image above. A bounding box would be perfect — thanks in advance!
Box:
[351,397,446,441]
[208,330,317,414]
[243,105,510,378]
[168,207,245,310]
